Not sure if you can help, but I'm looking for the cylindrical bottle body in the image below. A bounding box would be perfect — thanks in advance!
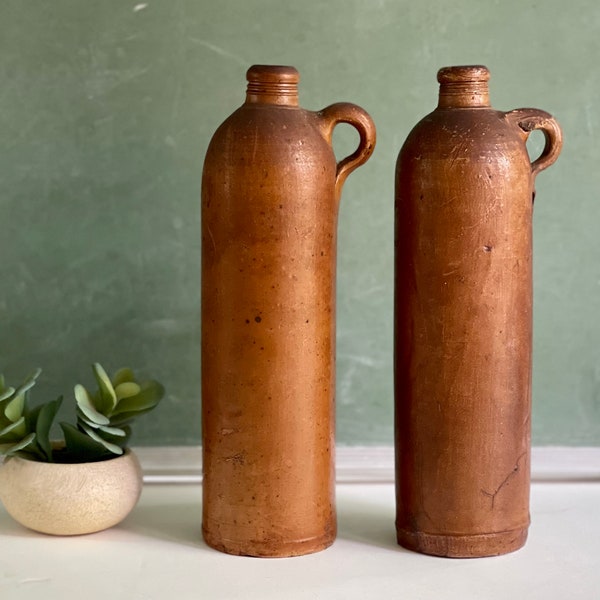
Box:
[202,104,337,557]
[394,107,534,557]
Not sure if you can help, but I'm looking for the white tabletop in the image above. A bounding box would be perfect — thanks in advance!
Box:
[1,482,599,599]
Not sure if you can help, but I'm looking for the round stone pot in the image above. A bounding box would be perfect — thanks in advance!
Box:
[0,449,143,535]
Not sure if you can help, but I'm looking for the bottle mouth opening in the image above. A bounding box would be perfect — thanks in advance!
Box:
[437,65,490,84]
[246,65,300,85]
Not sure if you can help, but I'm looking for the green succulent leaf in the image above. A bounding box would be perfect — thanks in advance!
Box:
[112,368,136,387]
[114,382,141,401]
[76,410,128,440]
[76,407,100,429]
[0,432,37,456]
[92,363,117,414]
[80,423,123,455]
[97,424,127,437]
[94,426,131,451]
[35,396,62,462]
[3,369,41,426]
[60,422,112,461]
[0,365,162,462]
[74,384,110,425]
[12,368,42,399]
[111,381,165,416]
[75,411,128,443]
[24,402,42,432]
[4,393,25,423]
[0,386,16,403]
[0,416,27,441]
[108,412,138,427]
[108,407,160,427]
[100,424,131,446]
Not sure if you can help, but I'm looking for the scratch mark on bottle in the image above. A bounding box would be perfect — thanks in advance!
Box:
[481,451,527,509]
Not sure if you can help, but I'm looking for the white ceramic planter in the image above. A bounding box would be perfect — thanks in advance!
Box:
[0,449,143,535]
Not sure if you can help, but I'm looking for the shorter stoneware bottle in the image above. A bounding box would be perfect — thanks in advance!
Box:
[394,65,562,558]
[202,65,376,557]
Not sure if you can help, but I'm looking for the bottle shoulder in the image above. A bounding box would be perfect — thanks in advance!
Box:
[205,104,333,163]
[399,107,522,159]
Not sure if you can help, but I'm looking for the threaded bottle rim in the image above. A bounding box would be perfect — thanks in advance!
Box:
[437,65,491,108]
[437,65,490,84]
[245,65,299,106]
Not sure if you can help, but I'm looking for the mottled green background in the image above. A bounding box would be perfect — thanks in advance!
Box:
[1,0,598,446]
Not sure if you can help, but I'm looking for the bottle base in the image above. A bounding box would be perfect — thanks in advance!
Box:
[396,526,528,558]
[202,527,335,558]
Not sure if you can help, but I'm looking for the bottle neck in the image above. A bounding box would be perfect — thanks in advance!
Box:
[436,65,491,109]
[245,65,299,107]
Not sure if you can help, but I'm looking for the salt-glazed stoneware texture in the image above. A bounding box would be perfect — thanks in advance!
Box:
[0,449,143,535]
[394,65,562,558]
[201,65,376,558]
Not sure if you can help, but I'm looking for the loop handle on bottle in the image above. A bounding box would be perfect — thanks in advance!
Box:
[506,108,563,179]
[318,103,376,201]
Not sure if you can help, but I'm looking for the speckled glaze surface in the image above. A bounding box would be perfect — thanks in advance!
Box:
[0,449,143,535]
[394,65,562,558]
[201,65,376,557]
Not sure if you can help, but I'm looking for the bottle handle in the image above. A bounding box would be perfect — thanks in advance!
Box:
[505,108,563,178]
[317,102,376,200]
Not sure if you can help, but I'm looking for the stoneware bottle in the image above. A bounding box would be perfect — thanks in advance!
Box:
[201,65,376,557]
[394,65,562,558]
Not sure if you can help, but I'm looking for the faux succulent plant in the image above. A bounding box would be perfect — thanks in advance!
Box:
[0,364,164,463]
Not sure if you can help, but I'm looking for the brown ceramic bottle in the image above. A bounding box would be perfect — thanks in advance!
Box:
[201,65,376,557]
[394,66,562,558]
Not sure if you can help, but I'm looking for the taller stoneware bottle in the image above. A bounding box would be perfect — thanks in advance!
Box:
[394,66,562,558]
[202,65,375,557]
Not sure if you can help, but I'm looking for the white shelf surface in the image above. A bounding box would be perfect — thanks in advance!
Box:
[136,445,600,484]
[1,481,599,599]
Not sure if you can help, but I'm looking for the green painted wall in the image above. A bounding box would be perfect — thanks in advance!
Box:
[1,0,598,446]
